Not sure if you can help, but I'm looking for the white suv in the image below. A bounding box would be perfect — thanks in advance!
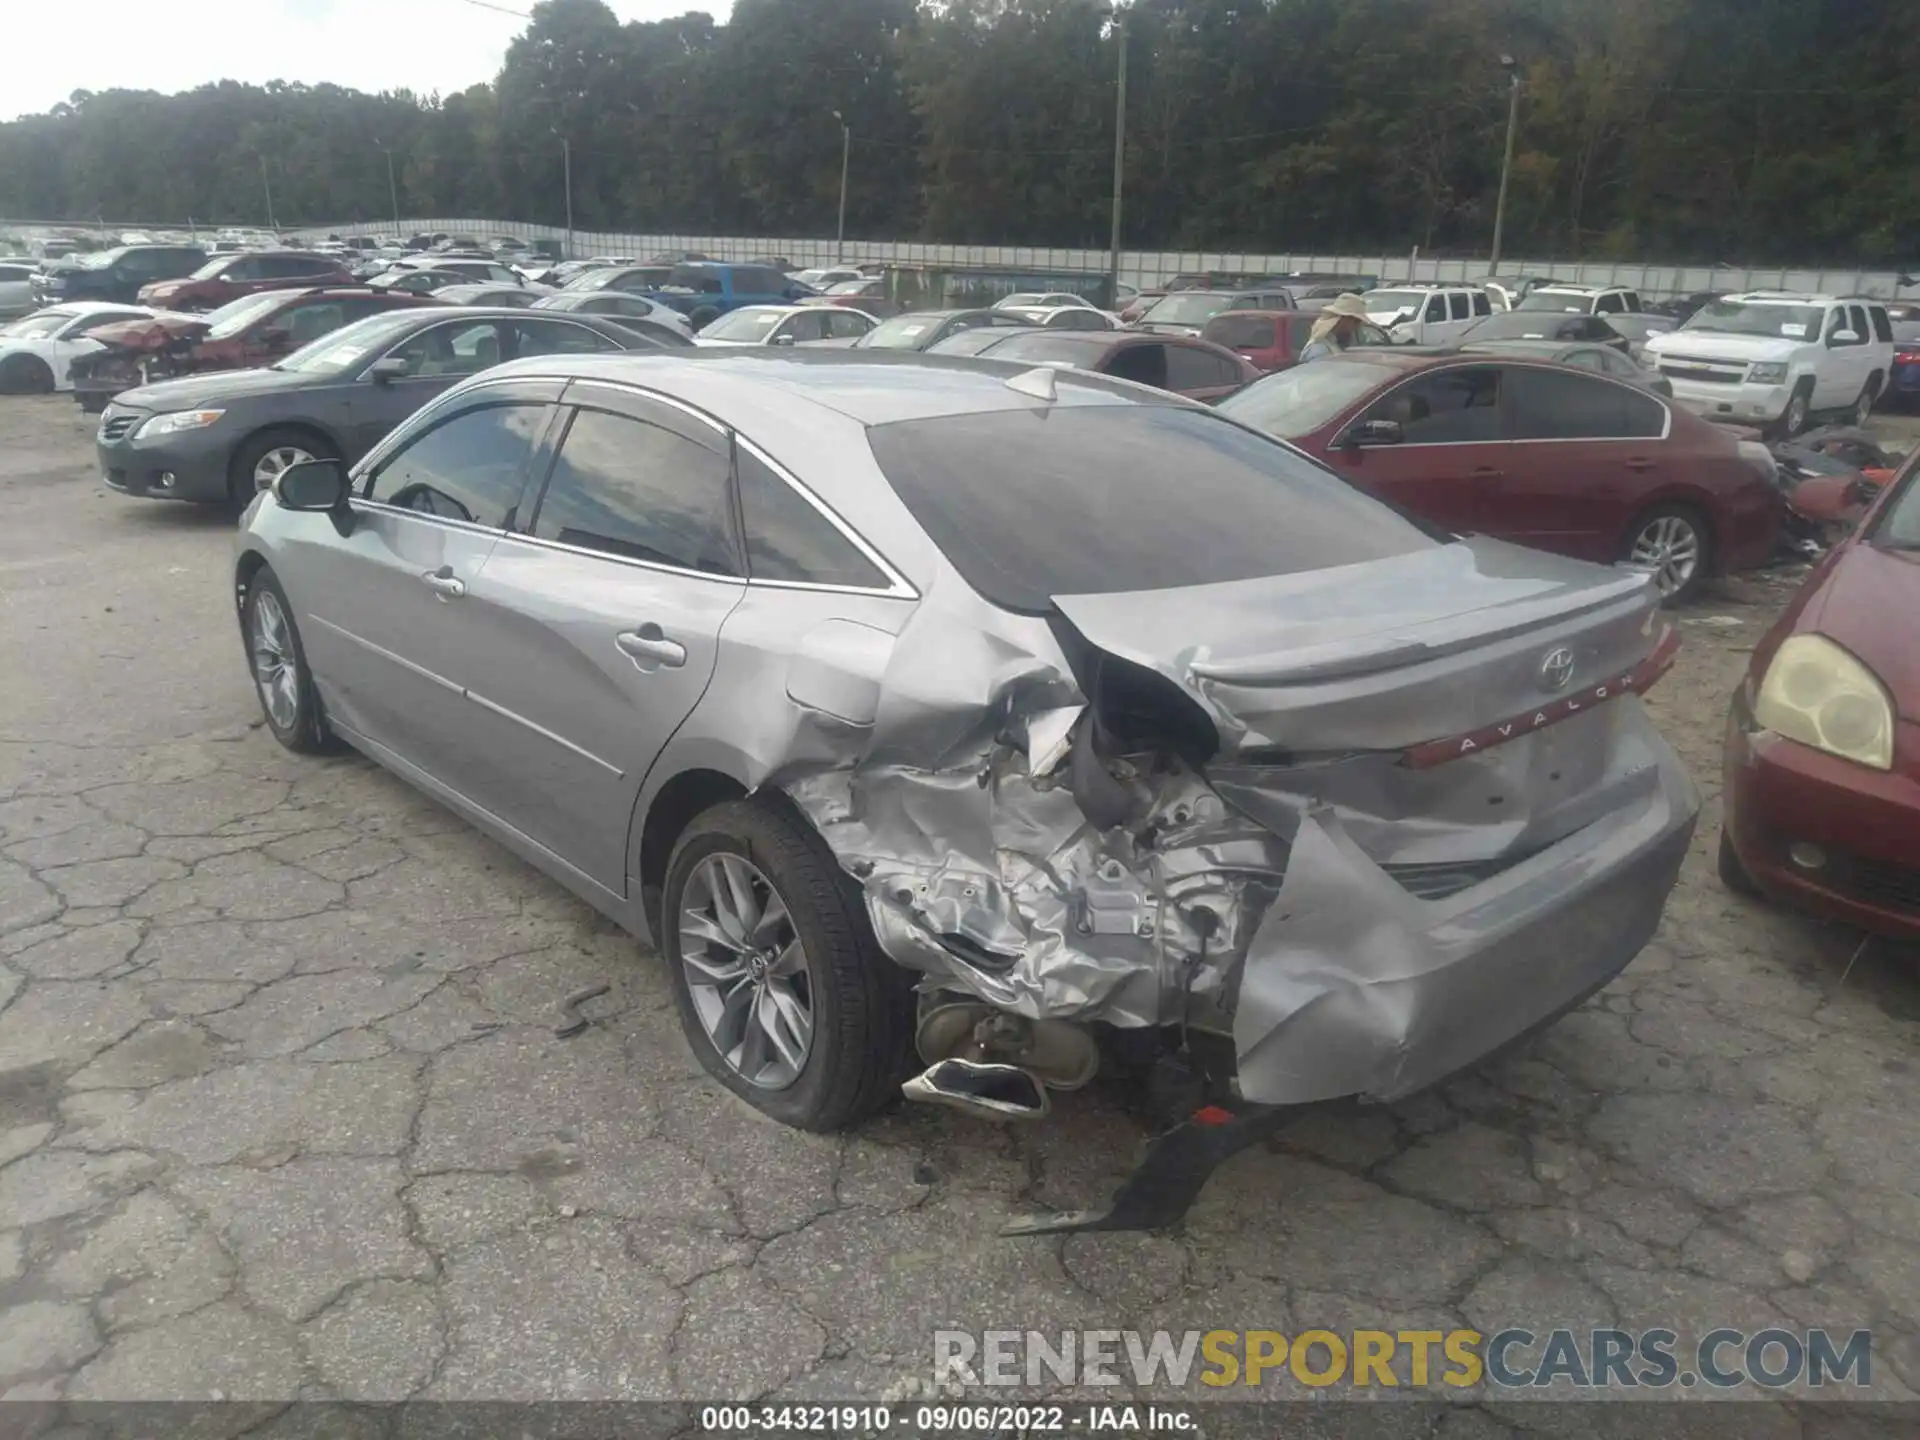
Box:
[1361,284,1495,345]
[1513,283,1644,317]
[1642,292,1894,434]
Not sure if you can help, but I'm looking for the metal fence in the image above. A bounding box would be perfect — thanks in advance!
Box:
[7,215,1913,298]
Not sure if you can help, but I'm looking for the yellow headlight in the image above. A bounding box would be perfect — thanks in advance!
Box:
[1753,634,1894,771]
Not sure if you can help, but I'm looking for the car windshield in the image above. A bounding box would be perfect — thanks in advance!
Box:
[866,405,1436,613]
[1463,312,1578,340]
[1681,301,1826,339]
[203,293,288,339]
[997,293,1048,308]
[825,280,870,295]
[861,314,951,349]
[1216,357,1392,437]
[3,311,74,339]
[187,257,234,280]
[980,334,1110,366]
[1517,291,1592,312]
[76,251,120,270]
[1363,289,1430,318]
[1141,294,1232,325]
[272,311,416,374]
[700,308,785,342]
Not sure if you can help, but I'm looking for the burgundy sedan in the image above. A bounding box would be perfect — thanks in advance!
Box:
[1720,452,1920,938]
[1219,351,1781,600]
[1202,309,1392,373]
[955,329,1258,403]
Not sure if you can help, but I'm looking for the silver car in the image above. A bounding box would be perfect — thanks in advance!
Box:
[234,350,1697,1229]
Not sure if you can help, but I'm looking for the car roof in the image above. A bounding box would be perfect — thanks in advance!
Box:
[477,347,1179,426]
[1459,338,1582,355]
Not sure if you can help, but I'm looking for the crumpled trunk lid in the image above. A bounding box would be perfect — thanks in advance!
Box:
[1051,536,1661,758]
[84,314,210,353]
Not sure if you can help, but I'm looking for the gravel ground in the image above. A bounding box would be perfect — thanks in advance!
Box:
[1,394,1917,1429]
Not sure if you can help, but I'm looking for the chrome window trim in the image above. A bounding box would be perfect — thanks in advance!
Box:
[350,374,550,482]
[489,526,749,586]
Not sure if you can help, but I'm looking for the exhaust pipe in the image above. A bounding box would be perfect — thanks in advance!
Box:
[903,1059,1050,1121]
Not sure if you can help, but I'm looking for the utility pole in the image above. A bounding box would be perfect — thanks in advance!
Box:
[1488,57,1522,275]
[375,139,400,231]
[832,111,851,263]
[1107,13,1128,308]
[552,128,575,260]
[259,153,277,231]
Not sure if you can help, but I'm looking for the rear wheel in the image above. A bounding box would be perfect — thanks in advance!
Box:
[0,354,54,394]
[662,797,912,1131]
[229,427,338,509]
[1851,377,1881,427]
[1717,829,1762,898]
[1622,503,1713,604]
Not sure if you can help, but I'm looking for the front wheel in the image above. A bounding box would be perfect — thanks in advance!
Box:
[663,798,912,1131]
[1717,829,1762,898]
[229,428,338,509]
[0,354,54,394]
[242,569,336,754]
[1622,503,1713,604]
[1777,382,1813,438]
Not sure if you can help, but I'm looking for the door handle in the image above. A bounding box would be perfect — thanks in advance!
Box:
[1470,466,1504,479]
[1625,458,1657,472]
[421,566,465,600]
[616,625,687,669]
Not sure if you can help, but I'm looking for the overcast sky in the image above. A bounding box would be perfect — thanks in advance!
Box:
[4,0,734,121]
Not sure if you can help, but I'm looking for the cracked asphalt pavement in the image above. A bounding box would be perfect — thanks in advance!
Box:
[2,395,1918,1425]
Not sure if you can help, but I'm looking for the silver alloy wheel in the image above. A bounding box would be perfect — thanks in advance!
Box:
[678,853,814,1090]
[253,444,315,491]
[249,589,300,731]
[1628,514,1702,598]
[1853,385,1876,426]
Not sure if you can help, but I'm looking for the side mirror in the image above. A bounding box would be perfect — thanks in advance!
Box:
[770,333,797,347]
[1830,329,1861,346]
[367,356,410,383]
[1339,418,1403,449]
[272,458,349,511]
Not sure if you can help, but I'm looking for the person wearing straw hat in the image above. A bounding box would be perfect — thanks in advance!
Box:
[1299,292,1372,362]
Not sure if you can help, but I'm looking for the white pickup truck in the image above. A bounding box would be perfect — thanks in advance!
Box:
[1643,291,1894,435]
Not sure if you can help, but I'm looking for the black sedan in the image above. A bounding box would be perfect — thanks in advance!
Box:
[98,307,658,508]
[1458,310,1629,352]
[1456,337,1675,396]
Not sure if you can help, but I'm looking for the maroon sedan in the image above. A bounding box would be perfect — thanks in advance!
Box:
[1202,309,1393,373]
[1720,452,1920,938]
[961,329,1258,403]
[1219,351,1781,600]
[137,251,355,312]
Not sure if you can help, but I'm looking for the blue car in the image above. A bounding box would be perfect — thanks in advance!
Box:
[1891,321,1920,408]
[643,262,815,329]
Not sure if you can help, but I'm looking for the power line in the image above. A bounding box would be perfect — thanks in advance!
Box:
[454,0,531,17]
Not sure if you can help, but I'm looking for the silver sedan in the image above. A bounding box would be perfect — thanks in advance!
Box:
[233,349,1696,1227]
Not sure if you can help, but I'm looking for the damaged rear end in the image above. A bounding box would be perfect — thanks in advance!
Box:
[777,395,1698,1229]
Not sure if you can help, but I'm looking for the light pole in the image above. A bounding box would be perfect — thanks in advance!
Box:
[374,138,400,231]
[831,110,851,263]
[1107,11,1129,307]
[258,153,278,231]
[549,126,574,260]
[1488,55,1522,275]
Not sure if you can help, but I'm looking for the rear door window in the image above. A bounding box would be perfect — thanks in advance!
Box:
[1847,305,1871,343]
[865,406,1436,613]
[824,309,871,339]
[1448,293,1471,321]
[387,319,510,376]
[1472,291,1492,316]
[362,402,547,525]
[1596,292,1625,314]
[514,319,620,356]
[529,408,739,575]
[1209,316,1277,350]
[1870,307,1893,343]
[1105,343,1169,388]
[1365,367,1502,443]
[1165,344,1242,391]
[1507,367,1665,439]
[736,446,890,589]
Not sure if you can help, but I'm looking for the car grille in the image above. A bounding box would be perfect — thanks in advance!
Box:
[1657,358,1750,385]
[1830,851,1920,915]
[99,414,139,442]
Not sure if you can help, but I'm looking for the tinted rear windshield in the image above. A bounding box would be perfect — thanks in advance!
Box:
[865,405,1436,613]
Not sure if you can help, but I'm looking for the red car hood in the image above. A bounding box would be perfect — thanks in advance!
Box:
[1809,542,1920,715]
[85,313,210,352]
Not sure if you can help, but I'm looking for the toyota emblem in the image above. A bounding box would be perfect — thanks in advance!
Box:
[1538,646,1577,692]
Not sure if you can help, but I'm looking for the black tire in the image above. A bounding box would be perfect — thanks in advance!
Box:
[240,568,336,754]
[1717,829,1762,899]
[0,354,55,395]
[1775,380,1814,438]
[1620,502,1714,605]
[1851,377,1881,427]
[689,305,720,330]
[227,427,339,510]
[662,797,913,1131]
